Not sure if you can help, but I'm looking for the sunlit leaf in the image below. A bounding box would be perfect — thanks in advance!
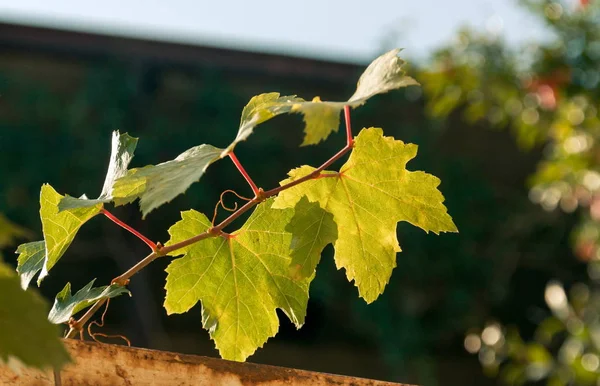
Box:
[113,144,224,218]
[39,184,102,283]
[285,197,337,279]
[347,48,419,104]
[229,49,418,147]
[48,279,130,324]
[59,131,138,211]
[15,241,45,290]
[274,127,457,303]
[164,199,310,361]
[228,92,304,151]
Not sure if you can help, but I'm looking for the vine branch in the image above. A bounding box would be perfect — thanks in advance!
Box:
[66,106,355,339]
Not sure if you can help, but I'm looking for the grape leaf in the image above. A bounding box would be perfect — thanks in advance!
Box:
[285,197,337,280]
[15,241,45,290]
[39,184,102,282]
[347,48,418,104]
[228,49,418,148]
[48,279,130,324]
[112,144,224,218]
[164,199,310,361]
[58,131,138,211]
[227,92,304,151]
[0,260,70,370]
[273,127,457,303]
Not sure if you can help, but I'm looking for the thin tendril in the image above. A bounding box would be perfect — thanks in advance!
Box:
[212,189,252,225]
[87,299,131,346]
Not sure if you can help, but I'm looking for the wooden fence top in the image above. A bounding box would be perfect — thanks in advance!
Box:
[1,339,415,385]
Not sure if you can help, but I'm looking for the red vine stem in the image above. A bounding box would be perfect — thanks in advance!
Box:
[344,105,353,147]
[228,151,260,196]
[101,209,157,251]
[65,109,355,339]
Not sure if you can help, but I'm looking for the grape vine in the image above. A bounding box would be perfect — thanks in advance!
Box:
[14,49,458,362]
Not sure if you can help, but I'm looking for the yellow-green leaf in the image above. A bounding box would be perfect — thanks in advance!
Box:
[48,279,130,324]
[15,241,45,290]
[228,92,304,151]
[228,49,418,148]
[59,131,138,211]
[347,48,419,104]
[164,199,310,361]
[112,144,224,218]
[274,127,457,303]
[39,184,102,283]
[285,197,337,279]
[0,260,70,370]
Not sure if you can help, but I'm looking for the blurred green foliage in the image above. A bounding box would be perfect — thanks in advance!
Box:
[421,0,600,384]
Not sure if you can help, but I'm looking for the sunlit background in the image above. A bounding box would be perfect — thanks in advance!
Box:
[1,0,599,385]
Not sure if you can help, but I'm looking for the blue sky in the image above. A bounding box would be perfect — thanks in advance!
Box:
[0,0,552,63]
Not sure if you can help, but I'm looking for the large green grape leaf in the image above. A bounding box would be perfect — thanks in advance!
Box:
[0,260,70,370]
[273,127,457,303]
[164,199,310,361]
[58,131,138,211]
[112,144,224,218]
[285,197,337,280]
[48,279,130,324]
[228,49,418,148]
[39,184,102,283]
[15,241,45,290]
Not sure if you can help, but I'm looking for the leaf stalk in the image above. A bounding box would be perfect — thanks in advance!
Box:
[101,209,157,251]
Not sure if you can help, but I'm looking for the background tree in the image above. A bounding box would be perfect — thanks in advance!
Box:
[421,0,600,384]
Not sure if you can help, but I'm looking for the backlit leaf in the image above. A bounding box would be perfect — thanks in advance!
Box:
[48,279,130,324]
[15,241,45,290]
[59,131,138,211]
[112,144,224,218]
[229,49,418,147]
[274,127,457,303]
[285,197,337,279]
[164,199,310,361]
[39,184,102,283]
[228,92,304,151]
[347,48,419,104]
[0,260,70,370]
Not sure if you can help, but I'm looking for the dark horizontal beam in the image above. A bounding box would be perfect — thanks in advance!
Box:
[0,22,360,82]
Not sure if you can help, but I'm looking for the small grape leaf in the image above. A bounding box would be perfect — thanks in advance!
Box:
[39,184,102,283]
[285,197,337,279]
[228,49,418,148]
[112,144,224,218]
[0,260,70,370]
[347,48,418,104]
[48,279,130,324]
[58,131,138,211]
[164,199,310,361]
[228,92,304,151]
[15,241,45,290]
[273,127,457,303]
